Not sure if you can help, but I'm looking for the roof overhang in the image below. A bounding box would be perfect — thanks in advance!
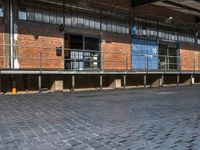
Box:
[132,0,200,22]
[152,0,200,22]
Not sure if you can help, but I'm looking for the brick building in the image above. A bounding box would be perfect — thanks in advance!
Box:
[0,0,200,93]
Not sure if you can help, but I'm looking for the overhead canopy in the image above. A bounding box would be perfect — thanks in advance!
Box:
[153,0,200,16]
[132,0,200,22]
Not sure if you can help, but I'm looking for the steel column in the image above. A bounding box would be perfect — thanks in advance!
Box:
[161,74,164,87]
[177,74,180,86]
[144,75,147,87]
[72,75,75,92]
[100,75,103,90]
[123,75,127,88]
[38,75,42,92]
[191,74,194,85]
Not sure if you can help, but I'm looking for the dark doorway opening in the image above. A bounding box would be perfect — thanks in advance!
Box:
[64,34,100,70]
[159,42,178,70]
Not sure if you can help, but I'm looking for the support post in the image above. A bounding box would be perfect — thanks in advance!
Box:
[23,74,29,92]
[144,75,147,87]
[38,75,42,93]
[100,75,103,90]
[191,74,194,85]
[123,75,126,88]
[161,74,164,87]
[72,75,75,92]
[177,74,180,86]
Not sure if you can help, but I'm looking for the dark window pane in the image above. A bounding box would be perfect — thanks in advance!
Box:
[43,10,50,23]
[27,8,34,21]
[65,11,71,26]
[85,37,99,51]
[19,8,27,20]
[49,10,56,24]
[84,15,90,28]
[35,9,42,22]
[70,34,83,50]
[57,12,63,24]
[72,13,78,27]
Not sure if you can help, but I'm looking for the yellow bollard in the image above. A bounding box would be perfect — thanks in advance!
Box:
[12,87,17,95]
[11,75,17,95]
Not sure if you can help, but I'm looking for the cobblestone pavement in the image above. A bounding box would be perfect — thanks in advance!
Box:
[0,86,200,150]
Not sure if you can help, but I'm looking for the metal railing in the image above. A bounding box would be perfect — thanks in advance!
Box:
[0,44,199,72]
[132,53,198,72]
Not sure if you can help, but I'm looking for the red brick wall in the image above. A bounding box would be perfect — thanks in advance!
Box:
[17,21,132,70]
[17,21,64,69]
[180,45,197,71]
[101,32,131,70]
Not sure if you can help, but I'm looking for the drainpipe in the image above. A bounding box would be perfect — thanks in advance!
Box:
[196,31,199,71]
[9,0,16,94]
[9,0,14,69]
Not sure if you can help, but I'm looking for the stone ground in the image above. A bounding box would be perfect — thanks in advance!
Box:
[0,86,200,150]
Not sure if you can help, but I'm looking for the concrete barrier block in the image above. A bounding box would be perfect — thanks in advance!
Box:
[109,79,122,88]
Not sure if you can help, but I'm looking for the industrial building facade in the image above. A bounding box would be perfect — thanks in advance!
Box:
[0,0,200,93]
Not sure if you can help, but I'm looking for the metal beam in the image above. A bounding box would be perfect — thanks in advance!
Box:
[132,0,161,7]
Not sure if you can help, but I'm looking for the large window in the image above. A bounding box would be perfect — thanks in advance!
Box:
[42,9,50,23]
[159,42,178,70]
[19,8,27,20]
[27,8,35,21]
[64,34,100,70]
[198,39,200,45]
[18,1,130,35]
[0,0,3,17]
[49,10,56,24]
[133,17,197,45]
[35,8,42,22]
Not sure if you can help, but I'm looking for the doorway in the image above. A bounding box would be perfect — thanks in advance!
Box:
[159,42,178,70]
[64,34,100,70]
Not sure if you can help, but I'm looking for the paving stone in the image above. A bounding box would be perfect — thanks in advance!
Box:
[90,142,104,148]
[106,141,120,148]
[73,143,89,150]
[68,139,81,146]
[0,86,200,149]
[37,143,55,150]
